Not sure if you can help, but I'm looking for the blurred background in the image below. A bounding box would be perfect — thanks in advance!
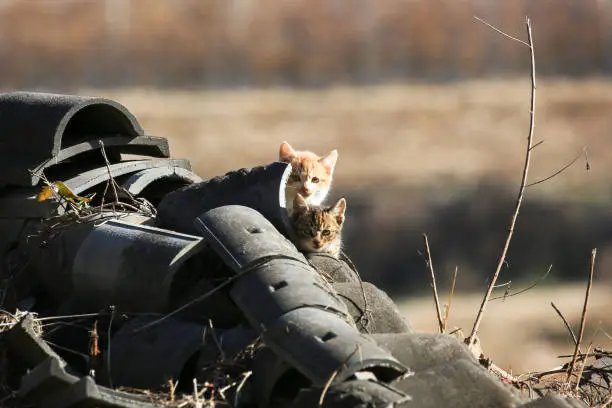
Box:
[2,0,612,372]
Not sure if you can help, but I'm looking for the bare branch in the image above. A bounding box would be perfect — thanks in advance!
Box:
[99,140,119,213]
[551,301,580,351]
[556,352,606,359]
[208,319,226,361]
[192,378,200,406]
[319,344,361,406]
[442,266,458,332]
[473,16,531,47]
[526,147,588,188]
[466,17,536,347]
[489,362,522,384]
[492,280,512,289]
[568,248,597,383]
[529,140,545,151]
[132,270,250,334]
[490,264,552,301]
[106,305,115,389]
[575,343,593,391]
[423,234,444,334]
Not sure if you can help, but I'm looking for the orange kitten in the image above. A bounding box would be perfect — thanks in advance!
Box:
[291,193,346,258]
[278,141,338,213]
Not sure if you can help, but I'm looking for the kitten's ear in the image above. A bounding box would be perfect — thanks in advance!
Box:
[330,197,346,225]
[279,141,297,162]
[293,193,309,213]
[320,149,338,173]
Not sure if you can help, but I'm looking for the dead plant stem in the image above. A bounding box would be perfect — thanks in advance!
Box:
[567,248,597,383]
[490,264,551,301]
[550,301,580,351]
[575,343,593,392]
[474,16,530,47]
[423,234,444,334]
[443,266,458,332]
[106,305,115,389]
[132,269,250,334]
[467,17,535,346]
[319,344,361,406]
[526,147,587,188]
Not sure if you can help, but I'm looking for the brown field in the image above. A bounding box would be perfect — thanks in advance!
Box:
[89,77,612,201]
[397,283,612,374]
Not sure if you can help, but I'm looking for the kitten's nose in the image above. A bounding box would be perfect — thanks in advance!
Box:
[302,186,312,195]
[313,239,322,248]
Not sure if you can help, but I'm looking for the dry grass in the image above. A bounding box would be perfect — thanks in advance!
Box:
[397,283,612,374]
[87,77,612,201]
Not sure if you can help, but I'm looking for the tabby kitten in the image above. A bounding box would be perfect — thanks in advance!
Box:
[278,141,338,213]
[291,193,346,258]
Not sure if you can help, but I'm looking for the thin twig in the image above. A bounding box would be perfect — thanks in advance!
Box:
[492,280,511,289]
[132,270,249,334]
[234,371,252,407]
[193,378,200,407]
[169,378,177,402]
[45,340,90,359]
[99,171,110,211]
[557,351,611,359]
[526,147,587,188]
[88,320,100,377]
[575,343,593,392]
[568,248,597,383]
[30,170,71,213]
[599,329,612,342]
[489,362,522,384]
[208,319,226,361]
[37,312,103,321]
[524,365,570,380]
[106,305,115,389]
[467,17,536,346]
[97,140,156,218]
[422,234,444,334]
[443,266,458,332]
[319,344,361,406]
[473,16,530,47]
[551,302,580,350]
[529,140,545,151]
[490,264,552,301]
[339,250,372,333]
[99,201,143,214]
[99,141,120,206]
[319,370,339,407]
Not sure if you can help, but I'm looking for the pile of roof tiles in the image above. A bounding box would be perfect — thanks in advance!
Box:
[0,91,601,408]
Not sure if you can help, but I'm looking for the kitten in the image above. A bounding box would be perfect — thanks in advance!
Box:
[291,193,346,258]
[278,141,338,213]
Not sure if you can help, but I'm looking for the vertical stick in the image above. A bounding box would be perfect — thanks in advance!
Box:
[467,17,536,346]
[567,248,597,383]
[423,234,444,333]
[443,266,458,332]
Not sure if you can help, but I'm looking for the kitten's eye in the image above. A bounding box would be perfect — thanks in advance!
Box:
[311,177,320,183]
[291,175,301,182]
[321,229,331,236]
